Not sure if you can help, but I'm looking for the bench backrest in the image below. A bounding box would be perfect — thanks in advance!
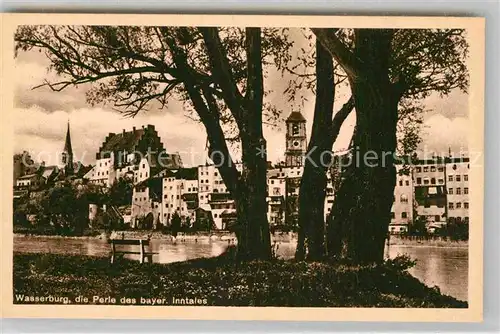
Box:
[109,239,150,246]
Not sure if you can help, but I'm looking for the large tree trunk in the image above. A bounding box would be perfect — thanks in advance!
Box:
[238,28,271,261]
[295,41,355,261]
[295,41,334,261]
[326,29,399,264]
[198,27,271,261]
[237,136,271,261]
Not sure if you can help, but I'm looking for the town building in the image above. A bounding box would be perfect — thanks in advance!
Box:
[160,167,198,226]
[284,111,307,167]
[83,125,182,187]
[412,158,447,230]
[131,177,163,228]
[445,158,470,224]
[389,164,415,234]
[13,151,36,184]
[197,163,242,229]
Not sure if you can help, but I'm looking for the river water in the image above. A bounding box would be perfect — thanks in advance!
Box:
[13,236,468,302]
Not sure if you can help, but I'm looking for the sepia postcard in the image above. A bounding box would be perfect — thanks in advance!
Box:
[1,14,485,322]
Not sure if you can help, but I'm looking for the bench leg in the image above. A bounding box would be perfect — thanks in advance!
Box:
[140,240,144,264]
[110,243,116,264]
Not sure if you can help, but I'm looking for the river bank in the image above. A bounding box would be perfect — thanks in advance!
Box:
[14,232,468,248]
[388,236,468,248]
[13,230,296,243]
[13,252,466,307]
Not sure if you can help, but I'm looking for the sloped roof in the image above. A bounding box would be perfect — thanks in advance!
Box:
[42,166,59,178]
[18,173,38,180]
[176,167,198,180]
[286,111,306,122]
[154,167,198,180]
[100,128,145,153]
[220,210,237,217]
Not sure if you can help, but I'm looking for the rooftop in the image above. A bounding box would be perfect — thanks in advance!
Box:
[286,111,306,123]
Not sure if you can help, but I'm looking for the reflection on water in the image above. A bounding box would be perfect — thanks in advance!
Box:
[13,236,468,301]
[386,245,468,302]
[13,236,228,264]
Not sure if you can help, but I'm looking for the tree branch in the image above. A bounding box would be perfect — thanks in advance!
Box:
[244,27,264,136]
[330,96,355,148]
[311,28,361,80]
[199,27,245,123]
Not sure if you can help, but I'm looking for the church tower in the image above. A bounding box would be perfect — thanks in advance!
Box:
[285,110,307,167]
[61,121,74,175]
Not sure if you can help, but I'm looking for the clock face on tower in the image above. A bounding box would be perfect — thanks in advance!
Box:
[293,140,300,147]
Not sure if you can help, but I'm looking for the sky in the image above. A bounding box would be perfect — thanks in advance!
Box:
[13,29,470,168]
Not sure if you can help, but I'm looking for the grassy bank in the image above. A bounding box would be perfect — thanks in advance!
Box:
[13,251,466,308]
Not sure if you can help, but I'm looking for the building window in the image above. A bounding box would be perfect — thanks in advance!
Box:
[448,175,453,182]
[423,166,429,172]
[464,187,469,194]
[449,202,454,209]
[399,180,403,186]
[214,172,218,176]
[405,180,410,186]
[416,167,421,173]
[431,178,436,185]
[214,214,218,218]
[435,215,440,222]
[391,212,395,219]
[456,202,462,209]
[271,180,275,184]
[417,177,422,184]
[400,195,408,203]
[401,212,407,219]
[456,188,461,195]
[464,217,469,223]
[464,202,469,209]
[431,166,436,172]
[448,188,453,194]
[438,178,444,184]
[423,179,429,185]
[456,175,461,182]
[438,167,444,172]
[464,175,468,181]
[142,163,145,168]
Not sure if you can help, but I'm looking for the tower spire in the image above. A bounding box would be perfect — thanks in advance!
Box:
[62,120,74,174]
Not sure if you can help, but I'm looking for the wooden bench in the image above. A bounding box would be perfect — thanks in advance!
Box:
[109,239,158,264]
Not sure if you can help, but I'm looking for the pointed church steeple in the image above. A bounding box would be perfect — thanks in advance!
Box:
[62,121,74,175]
